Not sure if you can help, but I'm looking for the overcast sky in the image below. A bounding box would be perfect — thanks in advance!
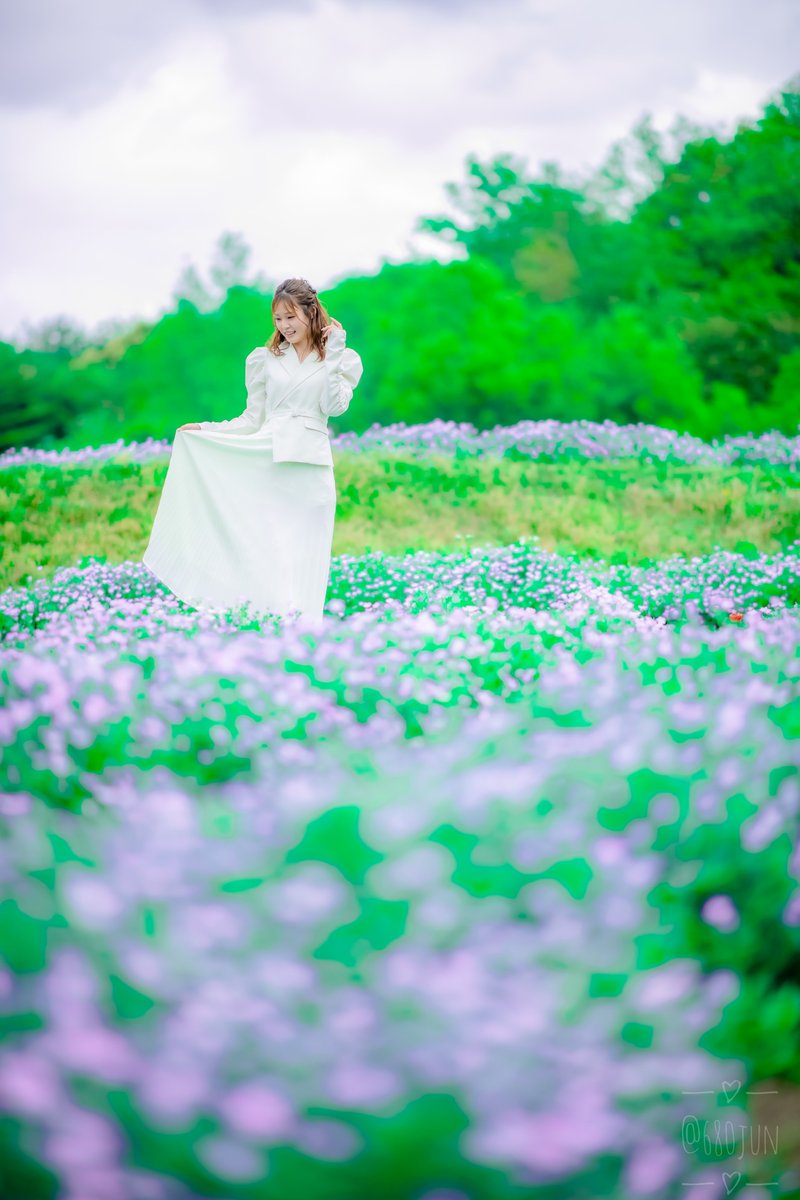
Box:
[0,0,796,343]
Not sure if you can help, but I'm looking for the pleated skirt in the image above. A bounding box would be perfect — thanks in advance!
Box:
[142,428,337,622]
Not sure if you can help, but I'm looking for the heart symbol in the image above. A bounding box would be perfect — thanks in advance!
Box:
[722,1171,741,1194]
[722,1080,742,1103]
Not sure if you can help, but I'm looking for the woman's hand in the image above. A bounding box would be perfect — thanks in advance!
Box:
[178,423,202,432]
[321,319,344,341]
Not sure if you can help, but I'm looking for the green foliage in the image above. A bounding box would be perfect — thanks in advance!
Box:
[343,257,546,427]
[521,302,706,427]
[627,90,800,421]
[0,338,98,452]
[414,83,800,432]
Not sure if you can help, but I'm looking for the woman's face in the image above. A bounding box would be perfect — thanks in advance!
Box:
[273,300,309,344]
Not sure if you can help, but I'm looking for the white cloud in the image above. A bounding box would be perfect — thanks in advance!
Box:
[656,66,780,129]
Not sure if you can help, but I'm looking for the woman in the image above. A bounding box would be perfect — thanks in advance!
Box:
[142,277,363,623]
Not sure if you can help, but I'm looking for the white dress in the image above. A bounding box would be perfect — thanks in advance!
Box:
[142,328,363,622]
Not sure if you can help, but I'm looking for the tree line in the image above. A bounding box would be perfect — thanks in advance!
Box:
[1,82,798,451]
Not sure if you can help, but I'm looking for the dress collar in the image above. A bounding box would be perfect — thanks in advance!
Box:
[284,340,321,367]
[275,339,325,384]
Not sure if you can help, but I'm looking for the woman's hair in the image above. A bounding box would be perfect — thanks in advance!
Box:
[267,277,332,359]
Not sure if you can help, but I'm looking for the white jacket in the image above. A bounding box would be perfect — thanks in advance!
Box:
[197,326,363,467]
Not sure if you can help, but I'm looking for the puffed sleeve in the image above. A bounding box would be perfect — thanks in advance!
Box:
[198,348,266,434]
[319,327,363,418]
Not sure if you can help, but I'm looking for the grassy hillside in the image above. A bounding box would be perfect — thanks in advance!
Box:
[1,449,798,592]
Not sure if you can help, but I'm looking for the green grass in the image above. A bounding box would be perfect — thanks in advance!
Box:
[1,450,799,591]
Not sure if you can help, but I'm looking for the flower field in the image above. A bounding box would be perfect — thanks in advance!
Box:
[1,427,800,1199]
[2,415,799,469]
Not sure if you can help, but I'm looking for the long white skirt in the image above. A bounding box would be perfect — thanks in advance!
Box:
[142,428,337,622]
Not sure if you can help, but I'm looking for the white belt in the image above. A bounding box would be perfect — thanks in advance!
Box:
[264,411,323,421]
[262,412,329,433]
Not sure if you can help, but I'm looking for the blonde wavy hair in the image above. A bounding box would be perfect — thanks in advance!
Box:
[267,277,333,359]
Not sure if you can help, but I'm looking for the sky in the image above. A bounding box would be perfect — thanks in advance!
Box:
[0,0,796,343]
